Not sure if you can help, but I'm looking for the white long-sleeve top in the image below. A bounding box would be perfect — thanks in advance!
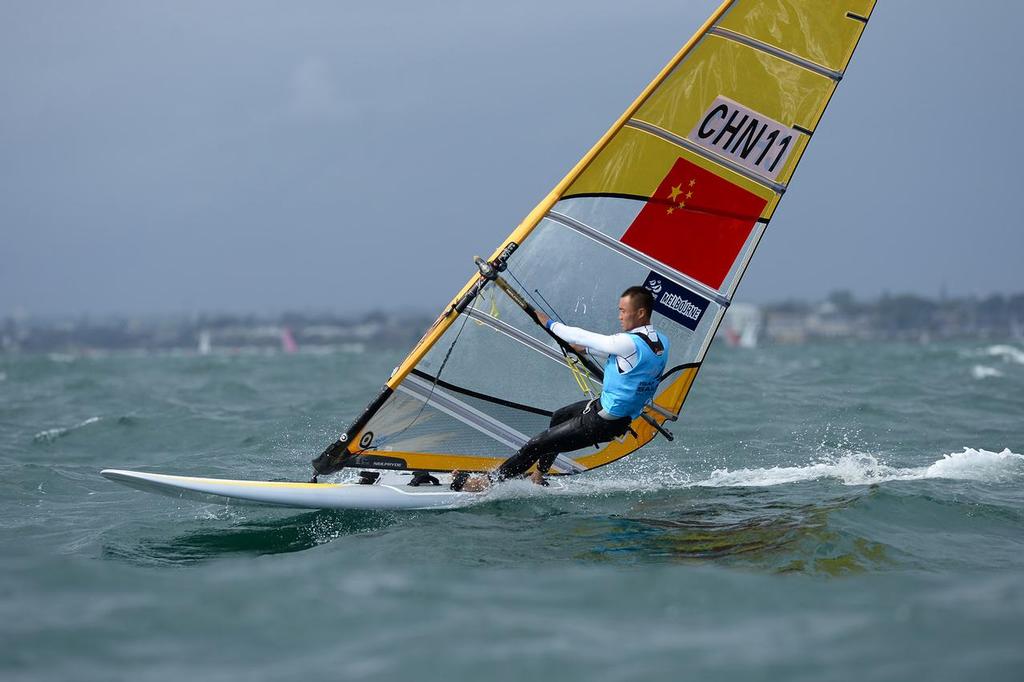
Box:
[548,321,659,374]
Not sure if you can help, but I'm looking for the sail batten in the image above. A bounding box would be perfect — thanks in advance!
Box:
[312,0,874,478]
[625,119,789,194]
[706,27,844,81]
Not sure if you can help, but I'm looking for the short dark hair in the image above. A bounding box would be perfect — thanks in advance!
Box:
[620,286,654,316]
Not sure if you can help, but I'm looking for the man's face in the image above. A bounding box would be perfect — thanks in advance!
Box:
[618,295,645,331]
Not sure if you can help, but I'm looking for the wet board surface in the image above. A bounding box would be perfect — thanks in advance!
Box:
[101,469,487,510]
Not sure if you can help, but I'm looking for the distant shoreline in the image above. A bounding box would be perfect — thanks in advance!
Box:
[3,291,1023,353]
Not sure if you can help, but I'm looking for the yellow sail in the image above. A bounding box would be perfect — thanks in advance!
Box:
[313,0,876,477]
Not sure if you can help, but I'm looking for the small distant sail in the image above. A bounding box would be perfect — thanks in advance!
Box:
[198,330,212,356]
[722,303,762,348]
[313,0,876,477]
[281,327,298,354]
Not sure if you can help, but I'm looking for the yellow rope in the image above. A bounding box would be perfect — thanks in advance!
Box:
[566,354,595,397]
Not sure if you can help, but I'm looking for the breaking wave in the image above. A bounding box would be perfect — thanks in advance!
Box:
[983,344,1024,365]
[971,364,1004,379]
[696,448,1023,488]
[33,416,102,443]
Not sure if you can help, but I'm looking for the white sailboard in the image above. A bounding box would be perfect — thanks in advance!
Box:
[101,469,483,510]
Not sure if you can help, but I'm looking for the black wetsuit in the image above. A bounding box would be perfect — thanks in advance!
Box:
[492,398,631,481]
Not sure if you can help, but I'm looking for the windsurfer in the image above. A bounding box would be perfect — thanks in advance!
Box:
[452,286,669,492]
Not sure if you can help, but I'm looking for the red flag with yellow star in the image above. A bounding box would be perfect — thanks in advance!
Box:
[620,157,768,290]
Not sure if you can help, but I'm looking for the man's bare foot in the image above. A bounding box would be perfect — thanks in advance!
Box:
[529,470,547,486]
[450,471,491,492]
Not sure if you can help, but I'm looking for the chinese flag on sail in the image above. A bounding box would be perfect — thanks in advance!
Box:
[620,157,768,290]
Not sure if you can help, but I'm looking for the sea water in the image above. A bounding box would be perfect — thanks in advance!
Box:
[1,341,1022,681]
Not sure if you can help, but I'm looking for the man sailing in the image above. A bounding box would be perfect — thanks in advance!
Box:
[452,286,669,491]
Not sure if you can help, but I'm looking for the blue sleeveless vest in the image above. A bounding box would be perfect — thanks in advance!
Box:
[599,329,670,419]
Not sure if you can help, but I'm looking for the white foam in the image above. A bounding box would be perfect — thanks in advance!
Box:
[693,448,1023,488]
[559,472,691,496]
[484,478,566,501]
[971,364,1004,379]
[924,448,1024,482]
[985,345,1024,365]
[698,453,916,487]
[33,416,102,442]
[441,448,1023,501]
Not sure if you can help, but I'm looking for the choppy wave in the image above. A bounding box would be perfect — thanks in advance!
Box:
[696,448,1023,488]
[971,364,1004,379]
[924,448,1024,481]
[984,344,1024,365]
[552,448,1024,498]
[33,416,102,443]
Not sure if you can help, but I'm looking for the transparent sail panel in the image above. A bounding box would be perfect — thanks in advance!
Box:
[496,217,722,368]
[415,299,597,419]
[358,390,520,458]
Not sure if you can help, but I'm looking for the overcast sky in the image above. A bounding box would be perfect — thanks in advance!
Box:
[2,0,1022,317]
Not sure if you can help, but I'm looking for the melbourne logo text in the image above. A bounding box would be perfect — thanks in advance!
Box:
[658,292,702,321]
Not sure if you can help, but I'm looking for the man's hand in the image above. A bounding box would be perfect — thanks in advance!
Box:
[536,312,587,354]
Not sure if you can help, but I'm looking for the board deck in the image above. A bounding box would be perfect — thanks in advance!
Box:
[100,469,484,510]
